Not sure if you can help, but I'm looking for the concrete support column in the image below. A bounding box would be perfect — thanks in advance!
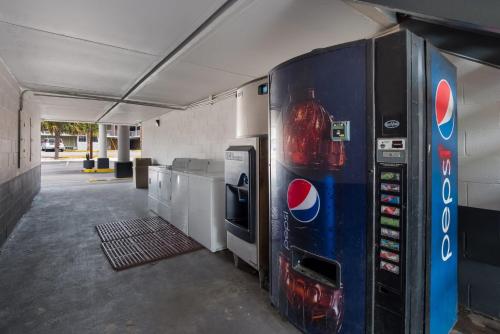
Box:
[98,124,107,158]
[117,125,130,162]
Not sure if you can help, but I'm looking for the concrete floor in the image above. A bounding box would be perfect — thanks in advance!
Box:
[0,162,498,334]
[0,162,297,334]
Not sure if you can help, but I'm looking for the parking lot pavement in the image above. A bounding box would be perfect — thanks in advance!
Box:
[41,161,126,188]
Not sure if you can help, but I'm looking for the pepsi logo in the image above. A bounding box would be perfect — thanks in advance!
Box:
[435,79,455,140]
[287,179,320,223]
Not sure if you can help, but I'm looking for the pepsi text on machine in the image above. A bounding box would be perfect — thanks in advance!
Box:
[435,79,454,263]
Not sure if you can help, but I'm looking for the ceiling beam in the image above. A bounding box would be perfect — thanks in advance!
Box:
[398,16,500,69]
[355,0,500,33]
[96,0,238,123]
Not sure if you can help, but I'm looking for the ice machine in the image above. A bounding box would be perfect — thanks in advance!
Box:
[269,30,457,334]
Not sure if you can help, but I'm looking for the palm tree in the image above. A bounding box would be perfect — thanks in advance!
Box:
[41,121,81,159]
[78,123,99,159]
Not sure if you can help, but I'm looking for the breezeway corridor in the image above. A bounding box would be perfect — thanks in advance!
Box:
[0,163,297,334]
[1,1,500,334]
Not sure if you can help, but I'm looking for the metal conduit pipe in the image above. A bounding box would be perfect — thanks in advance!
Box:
[16,0,242,158]
[32,92,185,110]
[96,0,238,122]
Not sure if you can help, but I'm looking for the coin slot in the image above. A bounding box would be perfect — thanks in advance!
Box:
[392,141,403,149]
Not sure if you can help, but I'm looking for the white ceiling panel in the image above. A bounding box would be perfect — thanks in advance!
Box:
[130,0,384,106]
[33,95,114,122]
[0,0,226,56]
[100,103,172,125]
[0,22,158,96]
[130,60,253,105]
[182,0,383,77]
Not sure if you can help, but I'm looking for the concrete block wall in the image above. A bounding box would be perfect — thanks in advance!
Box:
[0,57,41,246]
[142,96,236,165]
[447,55,500,319]
[447,54,500,211]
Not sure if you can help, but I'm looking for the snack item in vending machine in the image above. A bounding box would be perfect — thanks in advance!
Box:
[381,227,400,240]
[381,205,400,217]
[380,172,400,181]
[380,250,400,262]
[381,238,400,251]
[380,183,401,192]
[380,194,400,205]
[380,260,400,274]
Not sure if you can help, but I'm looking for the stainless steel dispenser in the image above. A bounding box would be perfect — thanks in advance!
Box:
[224,146,256,243]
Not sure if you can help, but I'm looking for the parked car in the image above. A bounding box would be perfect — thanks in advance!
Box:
[41,138,65,152]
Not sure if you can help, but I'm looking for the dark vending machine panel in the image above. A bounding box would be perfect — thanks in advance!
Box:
[374,31,410,334]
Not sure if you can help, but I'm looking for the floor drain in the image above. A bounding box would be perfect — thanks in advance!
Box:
[96,216,202,270]
[96,216,171,242]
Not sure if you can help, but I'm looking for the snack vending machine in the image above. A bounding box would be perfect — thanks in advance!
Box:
[268,30,457,334]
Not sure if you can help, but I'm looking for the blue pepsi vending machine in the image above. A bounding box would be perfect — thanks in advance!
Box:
[268,30,457,334]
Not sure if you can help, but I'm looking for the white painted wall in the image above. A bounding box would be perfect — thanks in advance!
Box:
[448,55,500,211]
[142,96,236,165]
[142,54,500,213]
[0,58,40,185]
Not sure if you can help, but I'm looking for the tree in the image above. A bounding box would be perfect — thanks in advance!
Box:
[78,123,99,159]
[41,121,81,159]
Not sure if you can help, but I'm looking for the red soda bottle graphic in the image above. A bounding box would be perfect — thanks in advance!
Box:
[283,88,345,170]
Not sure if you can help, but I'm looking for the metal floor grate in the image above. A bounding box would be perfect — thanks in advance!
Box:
[95,216,170,242]
[97,217,202,270]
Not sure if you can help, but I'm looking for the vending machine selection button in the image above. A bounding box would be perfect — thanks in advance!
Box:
[380,183,400,193]
[380,250,400,262]
[381,172,400,181]
[380,260,400,274]
[381,205,400,217]
[381,227,400,240]
[381,238,400,251]
[380,194,400,205]
[380,216,400,228]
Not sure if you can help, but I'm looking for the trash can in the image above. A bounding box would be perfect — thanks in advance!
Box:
[134,158,152,188]
[83,159,95,169]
